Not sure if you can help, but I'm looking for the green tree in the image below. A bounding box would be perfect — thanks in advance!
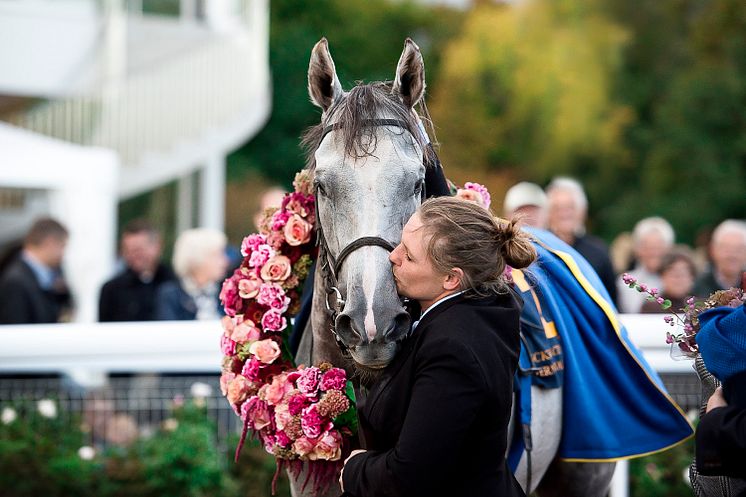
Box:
[228,0,464,185]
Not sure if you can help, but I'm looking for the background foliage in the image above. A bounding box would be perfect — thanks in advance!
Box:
[231,0,746,245]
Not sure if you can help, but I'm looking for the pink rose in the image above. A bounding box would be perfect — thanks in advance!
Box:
[220,371,236,396]
[227,375,252,405]
[220,334,237,356]
[297,367,322,397]
[284,214,313,246]
[238,272,262,299]
[249,339,282,364]
[230,319,261,344]
[260,255,292,282]
[293,436,316,458]
[310,430,343,461]
[248,244,275,268]
[241,396,272,430]
[219,275,241,317]
[274,403,294,431]
[261,373,291,405]
[261,309,287,332]
[320,368,347,391]
[241,234,267,257]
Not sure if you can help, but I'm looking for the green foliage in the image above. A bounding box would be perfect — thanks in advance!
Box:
[228,0,464,185]
[427,0,746,243]
[0,401,100,497]
[629,436,695,497]
[0,399,289,497]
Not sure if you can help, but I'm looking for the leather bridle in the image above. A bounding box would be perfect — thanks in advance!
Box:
[313,118,428,350]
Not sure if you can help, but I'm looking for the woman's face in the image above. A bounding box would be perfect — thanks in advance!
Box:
[389,213,451,310]
[661,259,694,299]
[194,246,229,284]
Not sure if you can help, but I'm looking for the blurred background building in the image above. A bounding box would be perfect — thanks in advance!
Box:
[0,0,270,322]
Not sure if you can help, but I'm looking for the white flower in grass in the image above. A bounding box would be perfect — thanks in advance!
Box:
[1,407,17,425]
[37,399,57,418]
[78,446,96,460]
[163,418,179,432]
[190,382,213,399]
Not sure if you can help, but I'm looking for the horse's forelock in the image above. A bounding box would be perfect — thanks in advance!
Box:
[301,82,433,171]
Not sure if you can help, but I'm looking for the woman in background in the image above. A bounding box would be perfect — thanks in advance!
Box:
[156,228,229,320]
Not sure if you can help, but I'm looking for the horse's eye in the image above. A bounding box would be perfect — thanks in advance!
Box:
[315,180,327,197]
[414,179,424,197]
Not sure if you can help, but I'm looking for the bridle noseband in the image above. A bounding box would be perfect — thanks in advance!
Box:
[314,118,427,351]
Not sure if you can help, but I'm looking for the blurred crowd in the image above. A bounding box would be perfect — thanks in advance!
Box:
[0,178,744,325]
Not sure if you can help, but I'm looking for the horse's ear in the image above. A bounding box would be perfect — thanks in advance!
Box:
[308,38,343,111]
[392,38,426,109]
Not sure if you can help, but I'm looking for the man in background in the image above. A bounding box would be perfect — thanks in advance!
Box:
[694,219,746,297]
[545,177,617,304]
[616,217,675,313]
[502,181,548,228]
[99,219,175,321]
[0,218,71,324]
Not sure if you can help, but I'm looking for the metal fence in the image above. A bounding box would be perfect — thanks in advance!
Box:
[0,373,242,454]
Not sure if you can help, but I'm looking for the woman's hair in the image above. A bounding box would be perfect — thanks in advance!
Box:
[659,247,697,278]
[172,228,227,279]
[417,197,536,294]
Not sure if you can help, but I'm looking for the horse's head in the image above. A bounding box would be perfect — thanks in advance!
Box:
[305,38,430,370]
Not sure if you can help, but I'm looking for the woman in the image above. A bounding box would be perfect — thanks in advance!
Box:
[340,196,535,497]
[156,228,229,320]
[640,248,697,314]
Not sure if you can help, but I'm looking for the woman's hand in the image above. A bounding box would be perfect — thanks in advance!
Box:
[706,386,728,413]
[339,449,367,493]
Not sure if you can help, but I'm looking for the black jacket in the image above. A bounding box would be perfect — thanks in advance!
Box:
[570,234,617,306]
[0,257,67,324]
[98,264,175,322]
[696,370,746,479]
[342,291,526,497]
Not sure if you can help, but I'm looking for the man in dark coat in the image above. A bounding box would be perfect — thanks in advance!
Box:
[0,218,70,324]
[545,177,618,305]
[98,219,175,322]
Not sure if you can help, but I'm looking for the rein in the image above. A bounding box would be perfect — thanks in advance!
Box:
[313,118,425,351]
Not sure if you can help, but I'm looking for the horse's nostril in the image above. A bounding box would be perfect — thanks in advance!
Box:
[334,314,363,346]
[387,311,411,341]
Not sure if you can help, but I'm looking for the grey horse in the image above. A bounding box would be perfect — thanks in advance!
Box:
[292,37,615,497]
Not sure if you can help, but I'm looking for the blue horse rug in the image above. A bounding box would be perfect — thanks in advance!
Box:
[511,228,693,463]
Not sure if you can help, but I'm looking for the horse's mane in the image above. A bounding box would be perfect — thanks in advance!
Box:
[301,81,436,170]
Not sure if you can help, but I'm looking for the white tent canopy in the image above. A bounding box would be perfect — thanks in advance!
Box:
[0,121,119,323]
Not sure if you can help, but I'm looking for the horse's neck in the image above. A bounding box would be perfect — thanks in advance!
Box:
[308,262,348,369]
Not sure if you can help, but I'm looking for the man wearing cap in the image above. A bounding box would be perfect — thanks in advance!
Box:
[695,303,746,479]
[503,182,548,228]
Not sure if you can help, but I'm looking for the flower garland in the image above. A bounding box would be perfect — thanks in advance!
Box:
[219,174,493,493]
[622,274,745,357]
[219,170,357,493]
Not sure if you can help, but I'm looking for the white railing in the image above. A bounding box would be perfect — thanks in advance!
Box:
[0,314,695,497]
[0,314,693,376]
[3,0,268,175]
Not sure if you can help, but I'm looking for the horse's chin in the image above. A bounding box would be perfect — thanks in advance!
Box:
[347,342,399,386]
